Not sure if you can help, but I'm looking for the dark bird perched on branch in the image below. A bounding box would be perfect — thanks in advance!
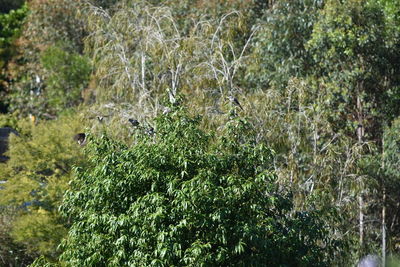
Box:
[97,116,104,122]
[145,126,155,136]
[73,133,86,146]
[88,115,110,122]
[228,95,243,110]
[128,118,140,127]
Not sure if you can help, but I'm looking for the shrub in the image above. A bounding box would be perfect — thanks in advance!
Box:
[0,113,88,261]
[59,107,339,266]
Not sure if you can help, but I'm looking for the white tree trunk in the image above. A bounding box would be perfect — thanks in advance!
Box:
[382,189,386,266]
[357,90,364,248]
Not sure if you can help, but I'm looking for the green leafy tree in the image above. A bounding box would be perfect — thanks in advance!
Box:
[356,116,400,260]
[247,0,323,90]
[0,113,88,262]
[305,0,400,258]
[6,0,87,117]
[58,108,340,266]
[40,45,91,113]
[0,207,35,266]
[307,0,400,137]
[0,3,27,113]
[382,117,400,253]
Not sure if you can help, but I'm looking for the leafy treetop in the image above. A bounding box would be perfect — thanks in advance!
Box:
[58,107,339,266]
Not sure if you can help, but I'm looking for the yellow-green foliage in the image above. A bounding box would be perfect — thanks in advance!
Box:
[0,113,88,259]
[0,206,35,266]
[1,115,86,204]
[11,209,68,259]
[0,113,18,128]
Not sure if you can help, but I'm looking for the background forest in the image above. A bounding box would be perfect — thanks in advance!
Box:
[1,0,400,266]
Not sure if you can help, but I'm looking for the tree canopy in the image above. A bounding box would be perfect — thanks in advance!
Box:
[1,0,400,265]
[57,108,340,266]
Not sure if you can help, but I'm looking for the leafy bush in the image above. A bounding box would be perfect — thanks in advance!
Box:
[0,207,34,266]
[59,108,340,266]
[40,45,91,112]
[247,0,323,90]
[6,0,86,117]
[0,3,27,60]
[382,117,400,249]
[0,113,88,261]
[0,3,27,112]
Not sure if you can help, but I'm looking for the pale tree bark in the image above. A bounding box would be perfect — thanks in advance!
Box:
[356,83,365,248]
[382,137,386,266]
[382,188,386,266]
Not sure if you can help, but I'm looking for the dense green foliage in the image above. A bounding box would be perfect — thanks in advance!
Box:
[248,0,323,89]
[58,109,339,266]
[382,118,400,248]
[0,114,88,261]
[0,0,399,265]
[0,3,27,112]
[40,45,91,113]
[6,0,87,117]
